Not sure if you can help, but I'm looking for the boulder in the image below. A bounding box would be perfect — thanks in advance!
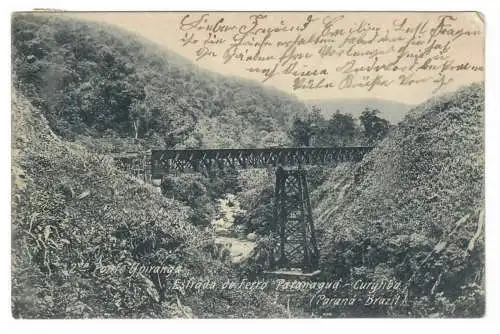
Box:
[246,232,257,241]
[214,227,233,237]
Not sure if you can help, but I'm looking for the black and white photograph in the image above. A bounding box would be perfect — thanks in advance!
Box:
[10,10,485,319]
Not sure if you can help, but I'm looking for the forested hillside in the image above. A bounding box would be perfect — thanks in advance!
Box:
[12,13,307,150]
[10,13,297,318]
[11,89,287,318]
[312,83,485,317]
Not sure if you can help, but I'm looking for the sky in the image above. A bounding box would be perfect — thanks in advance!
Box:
[68,12,484,105]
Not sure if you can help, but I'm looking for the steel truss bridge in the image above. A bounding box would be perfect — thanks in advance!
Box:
[150,147,372,178]
[117,146,373,276]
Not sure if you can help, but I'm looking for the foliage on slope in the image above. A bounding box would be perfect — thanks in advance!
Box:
[314,83,485,317]
[11,91,286,318]
[11,13,306,150]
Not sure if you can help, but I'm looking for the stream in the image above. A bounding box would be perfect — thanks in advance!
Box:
[210,194,257,264]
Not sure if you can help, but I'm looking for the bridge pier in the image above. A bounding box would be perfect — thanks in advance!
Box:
[270,166,320,275]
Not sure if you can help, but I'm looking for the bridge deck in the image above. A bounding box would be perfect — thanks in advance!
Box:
[151,146,373,178]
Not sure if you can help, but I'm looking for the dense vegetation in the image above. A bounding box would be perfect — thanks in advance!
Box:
[312,83,485,317]
[10,13,300,318]
[289,106,391,146]
[10,11,309,256]
[11,90,287,318]
[12,13,307,150]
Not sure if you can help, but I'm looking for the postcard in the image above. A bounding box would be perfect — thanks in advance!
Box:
[11,11,485,318]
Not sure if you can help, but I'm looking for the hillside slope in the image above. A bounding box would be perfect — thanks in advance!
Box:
[313,83,485,317]
[11,90,286,318]
[12,13,307,150]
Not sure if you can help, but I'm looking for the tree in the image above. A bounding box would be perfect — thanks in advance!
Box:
[359,108,390,144]
[289,106,324,146]
[319,110,358,146]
